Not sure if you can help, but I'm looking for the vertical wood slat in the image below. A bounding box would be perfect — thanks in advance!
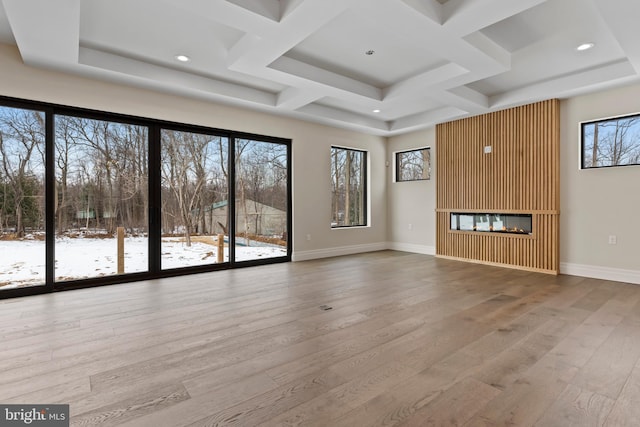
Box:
[436,99,560,274]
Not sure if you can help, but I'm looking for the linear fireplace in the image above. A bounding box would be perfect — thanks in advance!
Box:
[450,213,532,235]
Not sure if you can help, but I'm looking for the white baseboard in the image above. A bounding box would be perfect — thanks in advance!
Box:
[292,242,388,262]
[560,262,640,285]
[387,242,436,256]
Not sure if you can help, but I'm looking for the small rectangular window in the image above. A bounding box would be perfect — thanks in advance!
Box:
[581,113,640,168]
[331,146,367,227]
[395,147,430,181]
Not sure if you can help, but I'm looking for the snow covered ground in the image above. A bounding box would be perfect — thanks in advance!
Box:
[0,236,287,289]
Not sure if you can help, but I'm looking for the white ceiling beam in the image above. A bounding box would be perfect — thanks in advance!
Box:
[279,0,306,21]
[3,0,80,65]
[383,63,469,99]
[226,0,280,22]
[276,87,324,110]
[79,47,277,106]
[447,86,489,109]
[432,87,489,115]
[269,56,382,100]
[389,106,468,134]
[228,0,357,69]
[443,0,549,36]
[463,32,510,71]
[490,60,637,109]
[296,103,390,132]
[226,34,262,67]
[398,0,443,24]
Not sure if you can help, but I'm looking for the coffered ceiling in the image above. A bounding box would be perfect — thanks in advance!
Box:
[0,0,638,135]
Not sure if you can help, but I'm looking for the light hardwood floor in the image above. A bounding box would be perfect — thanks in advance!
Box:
[1,251,640,426]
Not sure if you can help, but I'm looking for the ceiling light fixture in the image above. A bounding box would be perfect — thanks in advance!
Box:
[576,43,595,52]
[373,109,381,113]
[175,54,190,62]
[365,50,375,56]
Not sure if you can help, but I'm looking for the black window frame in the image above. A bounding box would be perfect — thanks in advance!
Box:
[395,147,431,182]
[330,146,368,228]
[580,112,640,169]
[0,95,292,300]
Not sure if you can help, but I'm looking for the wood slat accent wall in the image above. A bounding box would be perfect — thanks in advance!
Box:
[436,99,560,274]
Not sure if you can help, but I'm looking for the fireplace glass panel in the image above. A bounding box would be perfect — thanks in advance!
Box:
[459,215,474,231]
[450,213,532,235]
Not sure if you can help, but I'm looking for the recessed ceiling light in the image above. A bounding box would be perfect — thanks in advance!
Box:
[175,54,190,62]
[373,109,381,113]
[576,43,595,51]
[365,50,375,56]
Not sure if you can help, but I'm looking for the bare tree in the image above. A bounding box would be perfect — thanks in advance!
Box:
[0,108,45,237]
[330,147,364,227]
[161,131,219,246]
[54,116,74,234]
[397,148,430,181]
[584,117,640,167]
[235,139,252,245]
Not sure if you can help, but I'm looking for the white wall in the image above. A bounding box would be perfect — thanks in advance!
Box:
[386,128,437,255]
[560,84,640,283]
[0,43,388,261]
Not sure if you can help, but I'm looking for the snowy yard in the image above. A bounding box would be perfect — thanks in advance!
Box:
[0,236,287,289]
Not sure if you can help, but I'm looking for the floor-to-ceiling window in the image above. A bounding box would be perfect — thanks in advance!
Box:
[161,129,229,269]
[234,138,289,262]
[0,97,291,297]
[54,115,149,281]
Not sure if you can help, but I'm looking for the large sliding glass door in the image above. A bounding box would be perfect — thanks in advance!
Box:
[161,129,229,269]
[0,96,291,298]
[0,105,46,290]
[54,115,149,281]
[234,138,289,262]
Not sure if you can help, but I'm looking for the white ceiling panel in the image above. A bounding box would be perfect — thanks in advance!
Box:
[286,7,446,88]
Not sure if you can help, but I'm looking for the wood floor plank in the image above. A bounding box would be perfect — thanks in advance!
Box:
[262,362,419,426]
[1,251,640,426]
[570,316,640,399]
[4,378,91,406]
[186,369,345,426]
[188,316,425,395]
[70,383,191,426]
[604,358,640,426]
[464,375,568,427]
[327,368,455,427]
[399,377,501,427]
[570,288,617,312]
[534,383,614,427]
[118,373,278,427]
[471,307,587,391]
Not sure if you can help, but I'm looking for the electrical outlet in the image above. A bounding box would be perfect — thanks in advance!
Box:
[408,223,413,230]
[306,234,311,241]
[608,235,617,245]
